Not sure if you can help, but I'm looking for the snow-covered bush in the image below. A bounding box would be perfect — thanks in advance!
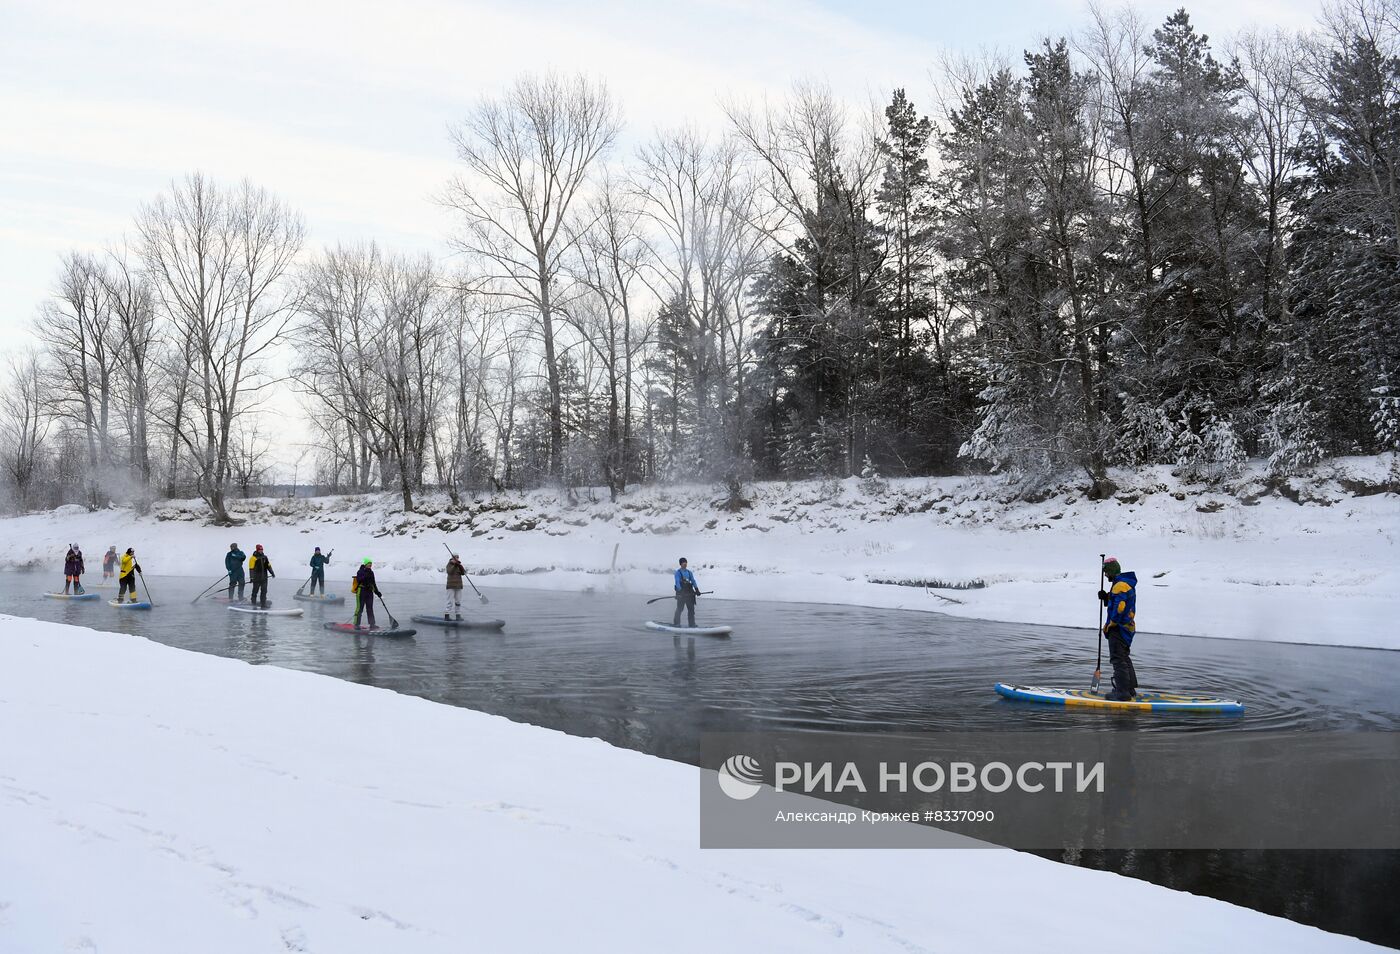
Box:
[1117,398,1175,466]
[1371,382,1400,451]
[1262,381,1326,477]
[858,454,888,496]
[1175,413,1246,484]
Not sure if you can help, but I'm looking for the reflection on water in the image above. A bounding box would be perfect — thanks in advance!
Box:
[4,572,1399,945]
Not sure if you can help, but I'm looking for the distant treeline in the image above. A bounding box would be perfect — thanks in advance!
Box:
[2,1,1397,519]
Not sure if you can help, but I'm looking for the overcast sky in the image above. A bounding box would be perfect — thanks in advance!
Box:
[0,0,1318,475]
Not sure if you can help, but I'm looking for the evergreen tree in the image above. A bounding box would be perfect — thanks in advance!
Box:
[751,134,886,478]
[1276,26,1400,466]
[1120,11,1266,452]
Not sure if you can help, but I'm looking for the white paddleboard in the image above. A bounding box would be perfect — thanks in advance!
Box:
[645,621,732,637]
[228,605,304,617]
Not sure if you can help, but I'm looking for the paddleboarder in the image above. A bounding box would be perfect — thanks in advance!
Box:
[353,558,383,629]
[444,553,465,620]
[118,548,142,603]
[248,545,275,609]
[225,543,247,601]
[102,545,118,582]
[308,546,330,596]
[63,544,85,594]
[673,557,699,628]
[1098,556,1139,701]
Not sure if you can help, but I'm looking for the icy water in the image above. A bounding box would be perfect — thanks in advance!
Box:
[4,571,1399,945]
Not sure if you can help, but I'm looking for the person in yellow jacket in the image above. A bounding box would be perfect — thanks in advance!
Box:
[117,548,142,603]
[248,544,275,609]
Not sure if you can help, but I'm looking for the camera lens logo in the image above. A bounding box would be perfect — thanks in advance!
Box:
[717,754,764,800]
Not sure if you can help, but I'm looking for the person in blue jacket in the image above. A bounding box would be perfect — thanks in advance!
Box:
[308,547,331,595]
[1098,556,1139,701]
[225,543,247,601]
[673,557,700,628]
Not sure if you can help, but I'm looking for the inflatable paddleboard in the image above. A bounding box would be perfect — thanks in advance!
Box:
[410,615,506,630]
[645,621,733,637]
[228,605,303,617]
[994,683,1243,713]
[45,591,101,601]
[109,600,153,610]
[322,621,417,638]
[294,592,345,604]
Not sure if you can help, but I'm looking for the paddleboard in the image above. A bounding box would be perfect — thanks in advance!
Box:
[322,621,417,638]
[45,591,101,601]
[109,600,153,610]
[410,615,506,630]
[209,594,248,604]
[994,683,1243,713]
[229,605,304,617]
[645,621,732,637]
[294,592,345,604]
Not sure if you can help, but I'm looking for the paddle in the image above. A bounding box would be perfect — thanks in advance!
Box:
[645,591,712,605]
[377,593,401,630]
[1092,553,1104,693]
[441,542,488,604]
[138,568,155,608]
[190,574,228,605]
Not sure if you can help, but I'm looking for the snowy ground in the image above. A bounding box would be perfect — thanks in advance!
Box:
[0,615,1383,953]
[3,455,1396,648]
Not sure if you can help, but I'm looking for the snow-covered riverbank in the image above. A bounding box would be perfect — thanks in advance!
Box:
[0,615,1382,953]
[2,456,1396,649]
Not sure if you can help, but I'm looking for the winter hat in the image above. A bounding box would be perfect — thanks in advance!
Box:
[363,558,373,565]
[255,544,264,552]
[231,542,239,549]
[1102,557,1121,578]
[314,546,321,552]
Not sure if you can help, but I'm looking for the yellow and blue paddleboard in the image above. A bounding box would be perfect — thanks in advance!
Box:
[995,683,1244,713]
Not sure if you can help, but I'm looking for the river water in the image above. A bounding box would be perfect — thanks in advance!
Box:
[4,571,1398,945]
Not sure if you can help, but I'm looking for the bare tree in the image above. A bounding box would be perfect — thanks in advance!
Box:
[1230,28,1309,323]
[632,131,768,477]
[294,246,449,511]
[294,243,383,492]
[0,351,53,511]
[33,252,119,508]
[438,287,512,499]
[101,248,160,500]
[443,72,621,480]
[566,174,655,498]
[228,420,274,497]
[375,254,451,511]
[138,173,304,524]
